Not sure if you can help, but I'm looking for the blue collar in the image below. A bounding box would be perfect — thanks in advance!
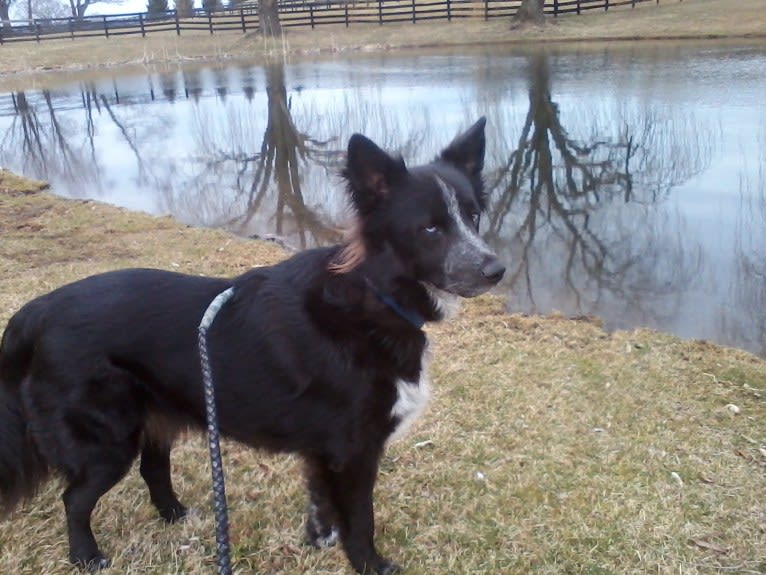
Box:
[368,283,425,330]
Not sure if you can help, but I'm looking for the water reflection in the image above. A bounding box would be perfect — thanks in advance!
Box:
[485,51,710,331]
[731,133,766,356]
[0,43,765,356]
[165,62,344,248]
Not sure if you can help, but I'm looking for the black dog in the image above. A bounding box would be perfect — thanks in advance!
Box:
[0,118,504,574]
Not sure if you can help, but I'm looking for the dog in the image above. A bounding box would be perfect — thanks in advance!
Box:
[0,118,504,574]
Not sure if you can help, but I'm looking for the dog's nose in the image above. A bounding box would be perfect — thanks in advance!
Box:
[481,258,505,283]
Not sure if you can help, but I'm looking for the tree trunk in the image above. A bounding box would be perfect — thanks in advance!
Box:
[259,0,281,36]
[0,0,12,31]
[68,0,90,18]
[513,0,545,25]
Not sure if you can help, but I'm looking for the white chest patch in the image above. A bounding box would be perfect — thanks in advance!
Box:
[388,345,432,444]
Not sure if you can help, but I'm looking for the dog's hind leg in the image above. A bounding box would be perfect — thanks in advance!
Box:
[24,364,144,571]
[63,456,135,571]
[139,439,187,523]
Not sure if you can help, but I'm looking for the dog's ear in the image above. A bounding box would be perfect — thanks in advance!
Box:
[343,134,407,215]
[440,116,486,177]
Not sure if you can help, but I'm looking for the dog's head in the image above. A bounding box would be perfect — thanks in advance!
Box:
[336,117,504,297]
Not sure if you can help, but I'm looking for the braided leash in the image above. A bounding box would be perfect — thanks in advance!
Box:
[198,287,236,575]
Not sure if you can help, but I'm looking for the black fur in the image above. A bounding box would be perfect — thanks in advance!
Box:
[0,118,503,574]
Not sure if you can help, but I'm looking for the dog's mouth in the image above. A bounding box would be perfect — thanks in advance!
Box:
[444,281,500,298]
[436,256,506,298]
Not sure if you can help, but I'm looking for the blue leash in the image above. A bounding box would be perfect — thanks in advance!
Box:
[198,287,236,575]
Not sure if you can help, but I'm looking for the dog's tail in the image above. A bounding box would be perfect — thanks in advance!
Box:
[0,304,50,514]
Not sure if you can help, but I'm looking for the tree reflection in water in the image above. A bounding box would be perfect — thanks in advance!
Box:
[731,135,766,356]
[177,62,344,249]
[484,52,711,330]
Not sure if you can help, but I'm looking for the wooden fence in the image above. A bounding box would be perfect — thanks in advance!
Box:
[0,0,681,44]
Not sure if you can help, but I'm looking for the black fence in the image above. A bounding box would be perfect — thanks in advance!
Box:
[0,0,681,44]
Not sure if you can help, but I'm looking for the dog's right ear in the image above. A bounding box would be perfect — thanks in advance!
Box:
[440,116,486,177]
[343,134,407,215]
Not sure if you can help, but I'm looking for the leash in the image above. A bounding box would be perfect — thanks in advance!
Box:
[198,286,236,575]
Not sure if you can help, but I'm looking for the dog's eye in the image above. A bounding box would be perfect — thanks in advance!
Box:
[423,225,440,234]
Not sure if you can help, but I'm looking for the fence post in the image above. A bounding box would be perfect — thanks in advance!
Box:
[208,11,213,34]
[377,0,382,25]
[484,0,488,21]
[411,0,415,24]
[240,7,246,32]
[139,12,145,37]
[103,16,109,38]
[554,0,558,16]
[344,1,349,27]
[576,0,581,15]
[605,0,609,11]
[310,4,315,28]
[69,17,74,39]
[34,20,40,42]
[175,10,181,35]
[446,0,451,21]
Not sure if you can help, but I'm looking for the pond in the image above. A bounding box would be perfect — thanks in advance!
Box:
[1,41,765,356]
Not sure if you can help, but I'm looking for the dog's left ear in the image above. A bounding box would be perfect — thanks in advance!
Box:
[344,133,407,216]
[440,116,487,177]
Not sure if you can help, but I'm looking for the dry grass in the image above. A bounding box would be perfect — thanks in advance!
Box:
[1,176,766,574]
[0,0,765,89]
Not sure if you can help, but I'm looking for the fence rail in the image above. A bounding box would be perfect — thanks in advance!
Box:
[0,0,681,44]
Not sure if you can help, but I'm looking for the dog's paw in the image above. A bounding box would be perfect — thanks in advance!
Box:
[376,561,403,575]
[159,503,189,523]
[305,523,339,548]
[71,552,111,572]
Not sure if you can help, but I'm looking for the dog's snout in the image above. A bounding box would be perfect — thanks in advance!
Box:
[481,258,505,283]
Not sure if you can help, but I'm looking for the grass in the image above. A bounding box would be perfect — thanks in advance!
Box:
[0,0,765,89]
[1,167,766,574]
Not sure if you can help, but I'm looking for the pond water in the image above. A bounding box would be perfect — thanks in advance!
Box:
[1,41,765,356]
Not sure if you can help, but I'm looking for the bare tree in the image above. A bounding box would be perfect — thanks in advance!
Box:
[24,0,69,18]
[513,0,545,26]
[260,0,281,36]
[67,0,122,18]
[175,0,193,17]
[1,0,14,31]
[147,0,168,16]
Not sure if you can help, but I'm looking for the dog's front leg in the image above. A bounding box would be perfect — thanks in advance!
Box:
[304,454,401,575]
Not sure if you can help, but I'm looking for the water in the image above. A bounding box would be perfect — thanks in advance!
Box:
[1,41,765,355]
